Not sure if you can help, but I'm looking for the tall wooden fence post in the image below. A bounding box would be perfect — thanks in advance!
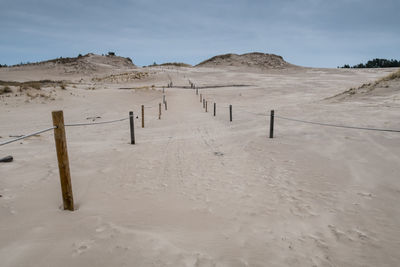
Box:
[165,101,168,110]
[269,110,274,138]
[214,103,216,116]
[130,111,135,145]
[141,105,144,128]
[229,105,232,122]
[159,103,162,119]
[203,99,205,109]
[206,101,208,112]
[200,94,202,103]
[52,110,74,211]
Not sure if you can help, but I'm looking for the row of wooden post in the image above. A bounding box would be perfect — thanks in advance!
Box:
[52,92,169,211]
[199,92,232,122]
[53,90,272,212]
[195,88,274,135]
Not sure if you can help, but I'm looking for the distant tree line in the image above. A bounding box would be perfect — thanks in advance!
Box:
[0,64,7,68]
[340,58,400,68]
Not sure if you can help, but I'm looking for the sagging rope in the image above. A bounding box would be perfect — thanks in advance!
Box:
[0,126,56,146]
[65,116,130,127]
[275,115,400,133]
[0,115,135,146]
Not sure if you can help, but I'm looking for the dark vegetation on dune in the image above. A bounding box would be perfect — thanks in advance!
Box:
[147,62,192,68]
[198,53,237,65]
[0,80,65,89]
[195,52,292,69]
[0,52,134,68]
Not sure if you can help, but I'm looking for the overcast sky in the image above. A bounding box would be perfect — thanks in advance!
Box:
[0,0,399,67]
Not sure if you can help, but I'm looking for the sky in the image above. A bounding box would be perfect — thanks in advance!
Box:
[0,0,399,67]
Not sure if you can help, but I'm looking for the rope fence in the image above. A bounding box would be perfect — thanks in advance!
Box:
[2,81,399,212]
[0,102,168,147]
[65,116,130,127]
[0,115,136,146]
[274,115,400,133]
[193,83,400,135]
[0,126,56,146]
[1,88,169,211]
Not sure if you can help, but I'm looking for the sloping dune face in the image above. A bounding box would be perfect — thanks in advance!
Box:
[196,52,294,69]
[328,69,400,101]
[0,54,137,82]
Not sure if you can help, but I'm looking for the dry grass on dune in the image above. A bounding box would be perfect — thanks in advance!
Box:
[0,80,65,89]
[0,86,12,94]
[328,69,400,100]
[92,72,149,83]
[378,69,400,81]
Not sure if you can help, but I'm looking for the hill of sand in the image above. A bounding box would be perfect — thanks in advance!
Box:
[196,52,294,69]
[0,53,136,82]
[329,69,400,102]
[1,55,400,267]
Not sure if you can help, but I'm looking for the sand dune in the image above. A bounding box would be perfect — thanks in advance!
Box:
[1,56,400,267]
[196,52,295,70]
[0,53,136,82]
[328,69,400,102]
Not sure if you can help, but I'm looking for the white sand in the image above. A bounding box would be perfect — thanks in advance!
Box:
[1,63,400,266]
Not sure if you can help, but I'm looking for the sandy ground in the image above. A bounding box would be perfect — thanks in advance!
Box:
[1,65,400,266]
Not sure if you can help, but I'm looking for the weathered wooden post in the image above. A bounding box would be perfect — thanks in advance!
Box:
[141,105,144,128]
[203,99,205,109]
[200,94,202,103]
[229,105,232,122]
[165,101,168,110]
[159,103,162,119]
[206,101,208,112]
[269,110,274,138]
[52,110,74,211]
[196,87,198,95]
[163,95,166,104]
[214,103,216,117]
[129,111,135,145]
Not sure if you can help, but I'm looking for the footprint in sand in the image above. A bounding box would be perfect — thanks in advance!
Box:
[357,192,373,198]
[73,240,95,255]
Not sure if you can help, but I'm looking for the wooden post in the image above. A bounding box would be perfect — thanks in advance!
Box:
[141,105,144,128]
[269,110,274,138]
[229,105,232,122]
[52,110,74,211]
[214,103,216,117]
[200,94,202,103]
[206,101,208,112]
[165,101,168,110]
[203,99,205,109]
[196,88,198,95]
[163,95,166,104]
[159,103,161,119]
[130,111,135,145]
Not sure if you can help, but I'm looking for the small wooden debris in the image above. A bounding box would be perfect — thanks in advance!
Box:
[0,156,13,163]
